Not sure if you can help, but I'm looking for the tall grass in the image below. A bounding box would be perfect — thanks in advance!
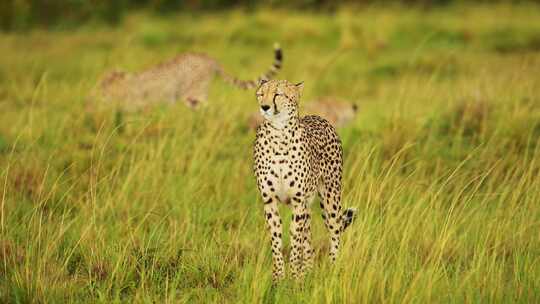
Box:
[1,4,540,303]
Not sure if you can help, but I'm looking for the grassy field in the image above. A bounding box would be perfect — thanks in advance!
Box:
[1,3,540,303]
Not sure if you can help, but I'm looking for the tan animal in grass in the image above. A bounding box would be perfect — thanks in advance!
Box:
[248,96,358,130]
[90,44,283,111]
[253,80,356,282]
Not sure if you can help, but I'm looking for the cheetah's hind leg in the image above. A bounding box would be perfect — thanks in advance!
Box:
[318,182,343,263]
[318,183,357,263]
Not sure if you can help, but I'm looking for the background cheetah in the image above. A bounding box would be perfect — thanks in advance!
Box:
[247,96,359,130]
[253,79,356,281]
[91,44,283,111]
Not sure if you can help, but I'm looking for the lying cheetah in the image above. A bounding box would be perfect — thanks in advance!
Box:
[247,96,358,130]
[253,79,356,282]
[91,44,283,111]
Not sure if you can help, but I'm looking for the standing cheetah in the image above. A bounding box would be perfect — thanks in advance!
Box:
[253,79,356,282]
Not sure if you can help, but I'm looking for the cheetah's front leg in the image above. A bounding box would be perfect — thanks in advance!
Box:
[302,207,314,272]
[263,198,285,282]
[290,198,308,280]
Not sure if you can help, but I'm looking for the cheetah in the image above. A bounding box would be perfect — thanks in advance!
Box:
[248,96,358,130]
[91,44,283,111]
[253,79,356,282]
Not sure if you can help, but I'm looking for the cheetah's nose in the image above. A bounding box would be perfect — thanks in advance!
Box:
[261,105,271,112]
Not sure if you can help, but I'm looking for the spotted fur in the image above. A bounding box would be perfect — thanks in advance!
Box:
[253,80,356,282]
[92,44,283,111]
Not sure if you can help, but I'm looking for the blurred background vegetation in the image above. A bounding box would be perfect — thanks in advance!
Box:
[2,0,540,31]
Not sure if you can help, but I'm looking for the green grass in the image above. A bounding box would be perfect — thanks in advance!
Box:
[1,3,540,303]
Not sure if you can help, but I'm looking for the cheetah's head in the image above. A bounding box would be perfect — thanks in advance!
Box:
[256,79,304,129]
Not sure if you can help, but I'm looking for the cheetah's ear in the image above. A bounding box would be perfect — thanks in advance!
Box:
[258,78,269,86]
[295,81,304,96]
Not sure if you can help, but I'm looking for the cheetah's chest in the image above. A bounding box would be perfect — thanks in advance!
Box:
[269,147,292,203]
[265,136,305,204]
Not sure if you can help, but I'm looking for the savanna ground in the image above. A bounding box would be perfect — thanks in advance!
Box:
[1,3,540,303]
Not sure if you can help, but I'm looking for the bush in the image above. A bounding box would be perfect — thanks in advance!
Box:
[2,0,539,31]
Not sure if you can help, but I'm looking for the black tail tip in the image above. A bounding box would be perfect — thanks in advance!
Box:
[273,43,283,61]
[342,207,357,230]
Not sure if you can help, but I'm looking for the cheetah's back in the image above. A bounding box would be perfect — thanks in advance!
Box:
[300,115,342,153]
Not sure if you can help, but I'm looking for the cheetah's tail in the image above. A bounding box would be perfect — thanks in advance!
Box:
[341,207,357,232]
[217,43,283,90]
